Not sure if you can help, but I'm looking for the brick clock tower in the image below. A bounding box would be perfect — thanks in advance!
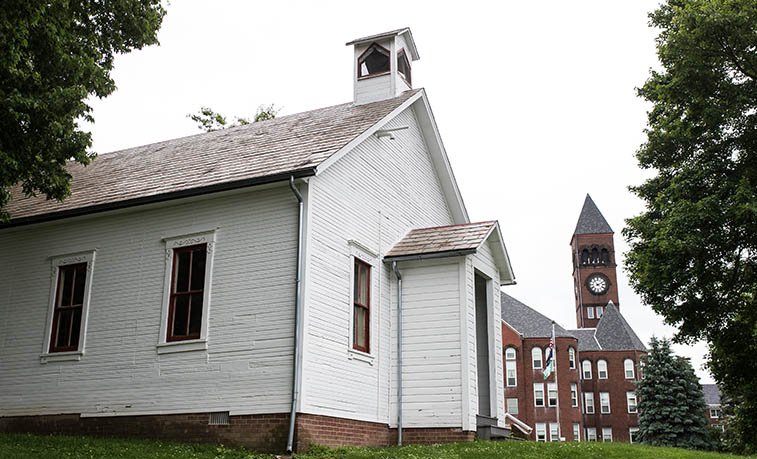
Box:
[571,194,619,328]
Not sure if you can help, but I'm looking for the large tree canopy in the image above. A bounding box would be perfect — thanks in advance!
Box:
[624,0,757,453]
[0,1,166,221]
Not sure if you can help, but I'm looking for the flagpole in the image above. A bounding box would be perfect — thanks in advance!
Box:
[553,321,561,440]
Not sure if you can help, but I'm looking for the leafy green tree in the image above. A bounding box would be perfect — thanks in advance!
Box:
[637,337,714,450]
[624,0,757,452]
[188,104,279,132]
[0,1,166,222]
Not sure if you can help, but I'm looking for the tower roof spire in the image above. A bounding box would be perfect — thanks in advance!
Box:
[573,194,613,235]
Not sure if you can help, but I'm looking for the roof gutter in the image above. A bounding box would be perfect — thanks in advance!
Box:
[383,248,476,263]
[1,168,317,229]
[286,176,305,454]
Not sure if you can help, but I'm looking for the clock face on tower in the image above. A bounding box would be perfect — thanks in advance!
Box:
[587,273,609,295]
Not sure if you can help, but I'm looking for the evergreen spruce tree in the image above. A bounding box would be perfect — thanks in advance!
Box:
[637,337,715,450]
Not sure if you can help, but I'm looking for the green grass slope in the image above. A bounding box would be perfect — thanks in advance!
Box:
[1,433,751,459]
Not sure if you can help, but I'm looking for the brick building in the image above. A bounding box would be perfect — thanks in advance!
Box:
[501,195,647,443]
[703,384,726,431]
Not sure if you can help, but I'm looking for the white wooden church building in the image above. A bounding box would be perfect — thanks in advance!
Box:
[0,28,515,453]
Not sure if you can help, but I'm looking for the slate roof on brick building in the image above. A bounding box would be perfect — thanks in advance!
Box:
[385,221,497,259]
[702,384,722,405]
[571,328,602,352]
[593,303,647,351]
[500,292,575,338]
[4,89,420,226]
[573,194,613,235]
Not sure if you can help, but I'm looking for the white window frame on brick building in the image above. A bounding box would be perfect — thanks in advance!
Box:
[629,427,640,443]
[624,358,635,379]
[573,423,581,441]
[506,397,518,415]
[597,359,608,379]
[602,427,612,442]
[536,423,547,442]
[571,383,578,407]
[586,427,597,442]
[584,392,595,414]
[549,423,559,442]
[627,391,637,413]
[506,347,517,387]
[532,346,543,369]
[534,383,545,407]
[582,360,592,379]
[600,392,611,414]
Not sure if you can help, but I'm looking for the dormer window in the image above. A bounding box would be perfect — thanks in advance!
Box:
[358,43,390,78]
[397,49,411,85]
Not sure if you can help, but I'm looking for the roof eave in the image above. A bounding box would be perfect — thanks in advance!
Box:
[383,248,476,263]
[0,168,317,229]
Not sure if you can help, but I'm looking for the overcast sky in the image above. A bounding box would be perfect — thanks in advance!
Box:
[85,0,712,382]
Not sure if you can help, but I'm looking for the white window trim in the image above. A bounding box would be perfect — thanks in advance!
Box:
[535,423,547,442]
[571,383,579,407]
[584,392,595,414]
[548,382,558,407]
[586,427,597,442]
[582,360,592,379]
[709,407,721,419]
[549,423,560,442]
[627,392,638,413]
[157,230,216,353]
[569,347,576,369]
[598,359,608,379]
[602,427,613,442]
[573,423,581,441]
[532,347,543,369]
[506,397,518,415]
[600,392,611,414]
[629,427,639,443]
[40,250,97,364]
[587,306,594,319]
[624,359,635,379]
[506,359,517,387]
[534,383,545,407]
[347,240,378,362]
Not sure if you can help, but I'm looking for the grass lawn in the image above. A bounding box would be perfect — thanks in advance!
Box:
[0,433,751,459]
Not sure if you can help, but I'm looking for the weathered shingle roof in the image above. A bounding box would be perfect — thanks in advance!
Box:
[574,194,613,235]
[702,384,722,405]
[385,221,496,259]
[5,89,420,225]
[572,328,602,352]
[593,303,647,351]
[500,292,575,339]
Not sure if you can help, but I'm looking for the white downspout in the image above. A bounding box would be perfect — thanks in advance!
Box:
[392,261,403,446]
[286,176,304,454]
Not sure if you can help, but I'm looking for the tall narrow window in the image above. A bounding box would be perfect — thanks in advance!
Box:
[532,347,543,369]
[596,306,603,318]
[600,392,611,414]
[597,360,608,379]
[582,360,592,379]
[586,427,597,442]
[548,383,558,407]
[358,43,390,78]
[168,244,207,342]
[629,427,640,443]
[573,423,581,441]
[584,392,595,414]
[534,383,545,407]
[353,259,371,352]
[627,392,638,413]
[601,248,610,264]
[571,383,579,407]
[602,427,613,442]
[568,347,576,369]
[505,347,517,387]
[587,306,595,319]
[624,359,635,379]
[50,263,88,352]
[397,49,411,85]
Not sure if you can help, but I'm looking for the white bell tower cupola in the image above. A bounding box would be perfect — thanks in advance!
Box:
[346,28,420,105]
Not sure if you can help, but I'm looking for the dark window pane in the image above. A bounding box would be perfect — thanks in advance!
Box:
[175,251,191,292]
[354,262,360,302]
[189,294,203,335]
[56,310,72,347]
[172,295,189,337]
[190,248,207,291]
[60,268,73,306]
[72,265,87,305]
[69,308,82,347]
[358,265,368,305]
[398,51,411,83]
[360,45,389,76]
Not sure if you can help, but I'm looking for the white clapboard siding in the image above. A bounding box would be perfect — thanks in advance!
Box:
[390,261,462,428]
[0,185,298,417]
[301,105,455,425]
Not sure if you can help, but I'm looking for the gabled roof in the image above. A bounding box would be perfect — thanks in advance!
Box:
[593,303,646,351]
[4,88,469,228]
[346,28,419,60]
[573,194,613,236]
[500,292,574,339]
[385,221,514,283]
[702,384,722,405]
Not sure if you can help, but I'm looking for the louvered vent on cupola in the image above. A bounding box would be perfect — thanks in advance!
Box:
[346,28,420,105]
